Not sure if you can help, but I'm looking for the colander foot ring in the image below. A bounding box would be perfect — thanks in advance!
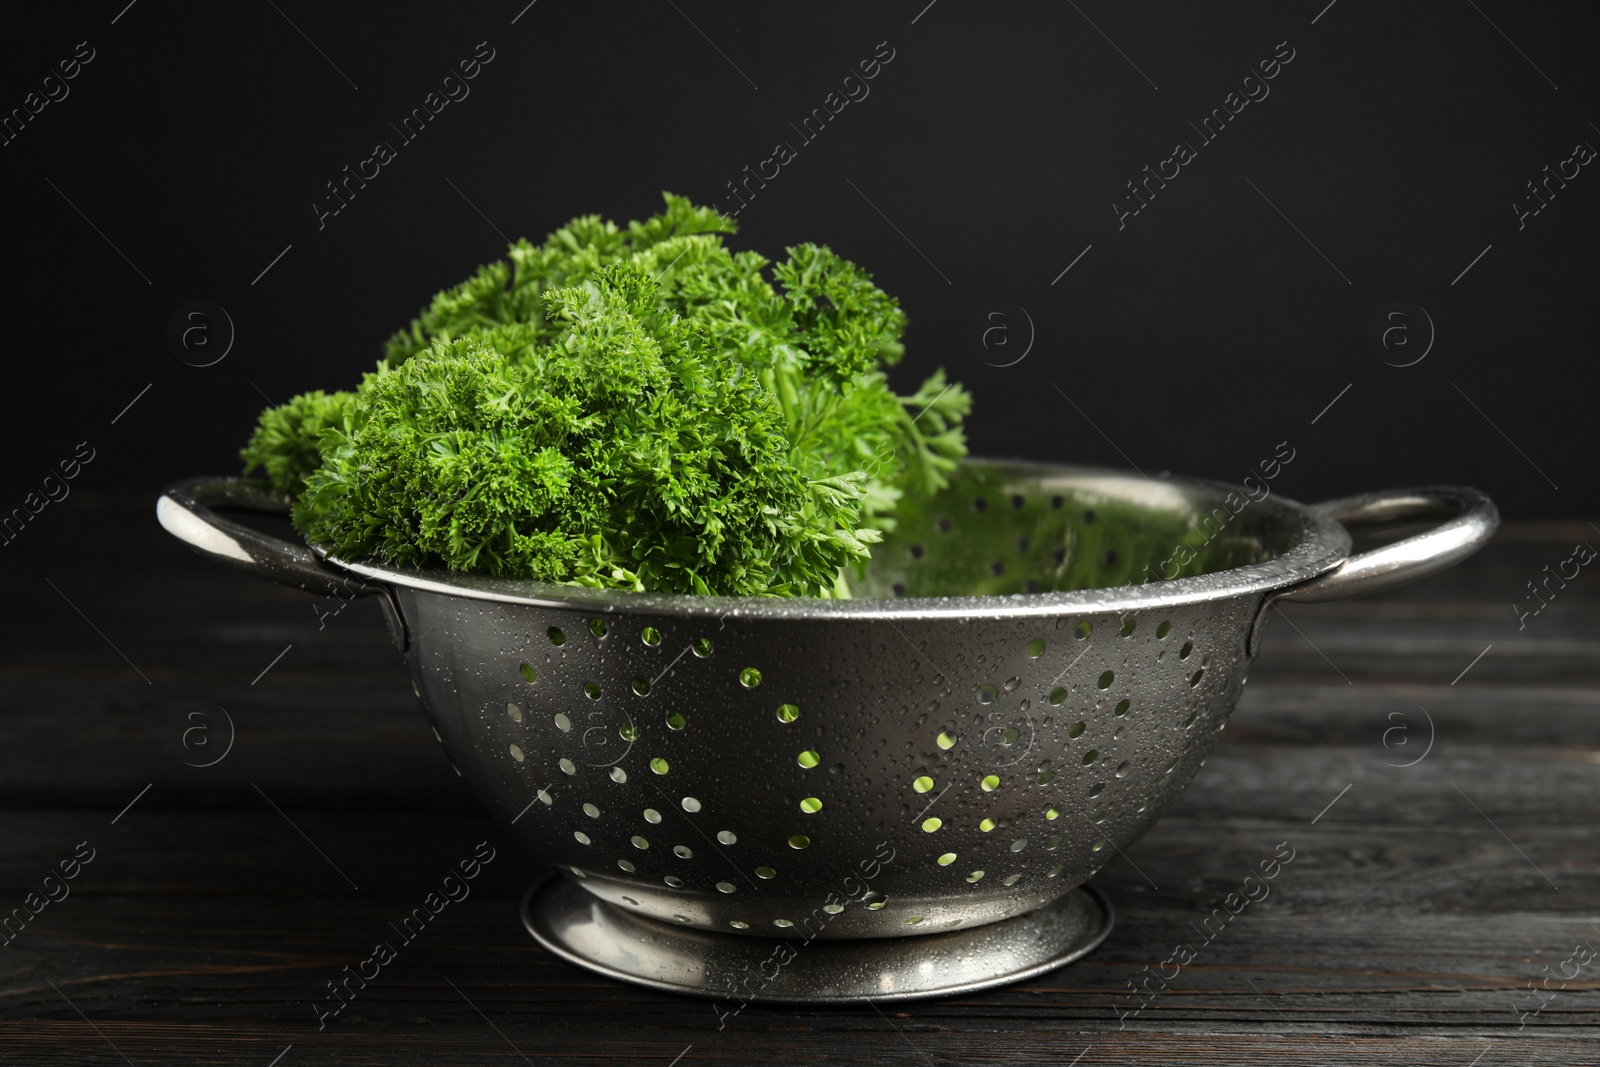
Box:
[520,875,1114,1004]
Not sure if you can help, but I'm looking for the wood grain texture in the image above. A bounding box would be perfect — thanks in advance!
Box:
[1,494,1596,1065]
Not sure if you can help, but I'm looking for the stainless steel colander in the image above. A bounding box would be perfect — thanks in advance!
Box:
[158,461,1496,1002]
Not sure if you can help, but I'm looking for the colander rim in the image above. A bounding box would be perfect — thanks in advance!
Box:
[314,459,1351,620]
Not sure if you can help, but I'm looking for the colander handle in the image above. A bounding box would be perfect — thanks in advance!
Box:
[156,476,382,601]
[1273,485,1500,604]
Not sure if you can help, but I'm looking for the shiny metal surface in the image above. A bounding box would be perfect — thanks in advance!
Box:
[159,461,1496,997]
[1271,487,1500,603]
[156,478,379,600]
[394,570,1260,939]
[522,873,1113,1003]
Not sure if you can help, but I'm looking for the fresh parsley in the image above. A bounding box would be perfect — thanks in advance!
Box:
[241,193,970,596]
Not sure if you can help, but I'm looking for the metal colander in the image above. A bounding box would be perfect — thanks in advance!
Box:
[159,460,1496,1001]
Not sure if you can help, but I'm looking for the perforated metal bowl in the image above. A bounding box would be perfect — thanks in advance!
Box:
[158,461,1496,1001]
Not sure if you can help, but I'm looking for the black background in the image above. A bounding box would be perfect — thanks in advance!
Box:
[3,0,1595,518]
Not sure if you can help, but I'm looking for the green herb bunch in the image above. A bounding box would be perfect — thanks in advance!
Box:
[241,193,970,596]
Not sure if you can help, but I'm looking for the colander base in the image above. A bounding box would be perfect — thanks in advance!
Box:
[521,875,1114,1004]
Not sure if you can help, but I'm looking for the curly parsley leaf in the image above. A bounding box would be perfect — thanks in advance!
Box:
[240,390,357,495]
[244,193,969,595]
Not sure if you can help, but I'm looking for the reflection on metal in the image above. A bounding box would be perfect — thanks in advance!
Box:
[522,874,1113,1003]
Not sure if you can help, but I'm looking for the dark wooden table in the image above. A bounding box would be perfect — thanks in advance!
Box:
[2,492,1596,1065]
